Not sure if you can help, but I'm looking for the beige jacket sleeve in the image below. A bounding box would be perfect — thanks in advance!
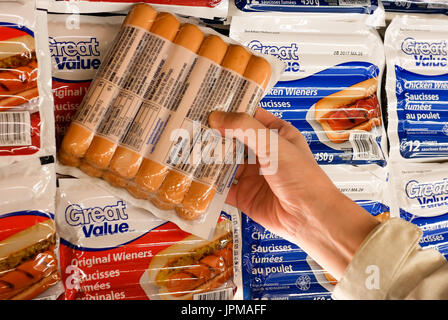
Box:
[332,218,448,300]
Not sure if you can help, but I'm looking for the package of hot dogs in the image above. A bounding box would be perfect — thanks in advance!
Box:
[56,178,240,300]
[385,15,448,163]
[0,156,64,300]
[0,0,56,166]
[236,165,390,300]
[50,0,230,20]
[56,3,283,239]
[230,16,387,167]
[48,3,124,149]
[228,0,386,28]
[390,162,448,260]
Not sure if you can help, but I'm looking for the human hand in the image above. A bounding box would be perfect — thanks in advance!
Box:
[208,107,380,279]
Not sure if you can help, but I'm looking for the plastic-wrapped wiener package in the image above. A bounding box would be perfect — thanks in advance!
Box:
[382,0,448,16]
[230,16,387,167]
[391,162,448,260]
[51,0,230,20]
[56,3,283,239]
[56,178,240,300]
[0,157,63,300]
[0,0,56,167]
[236,165,390,300]
[228,0,386,28]
[385,16,448,163]
[48,3,123,148]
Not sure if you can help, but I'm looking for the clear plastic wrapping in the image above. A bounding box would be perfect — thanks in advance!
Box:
[48,6,123,148]
[51,0,230,20]
[390,162,448,260]
[383,0,448,16]
[0,0,56,167]
[0,157,62,300]
[56,3,283,239]
[228,0,386,28]
[56,178,240,300]
[230,16,388,167]
[237,165,390,300]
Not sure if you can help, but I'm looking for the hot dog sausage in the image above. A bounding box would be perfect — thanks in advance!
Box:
[0,60,37,97]
[103,23,204,190]
[79,13,181,177]
[105,35,228,190]
[326,94,380,131]
[151,45,253,211]
[0,251,57,300]
[0,87,39,111]
[176,55,272,220]
[58,4,157,167]
[164,243,232,295]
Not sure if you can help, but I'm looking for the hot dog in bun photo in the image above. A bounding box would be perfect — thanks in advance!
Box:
[0,219,60,300]
[0,33,39,111]
[315,78,381,143]
[147,219,234,300]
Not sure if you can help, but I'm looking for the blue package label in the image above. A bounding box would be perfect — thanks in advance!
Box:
[241,200,390,300]
[235,0,379,14]
[400,209,448,259]
[392,162,448,260]
[260,61,386,166]
[230,17,386,167]
[385,16,448,162]
[394,67,448,159]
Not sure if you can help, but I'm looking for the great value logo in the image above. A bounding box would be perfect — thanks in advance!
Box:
[65,201,130,238]
[405,179,448,209]
[247,40,300,73]
[401,37,448,67]
[49,37,101,71]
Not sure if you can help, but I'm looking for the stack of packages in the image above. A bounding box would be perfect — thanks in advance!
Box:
[385,15,448,260]
[0,1,62,300]
[230,6,390,300]
[229,1,448,300]
[0,0,447,301]
[48,0,284,300]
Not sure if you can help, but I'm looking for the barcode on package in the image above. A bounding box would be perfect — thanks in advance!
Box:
[0,112,31,147]
[338,0,370,5]
[193,287,234,300]
[349,132,382,161]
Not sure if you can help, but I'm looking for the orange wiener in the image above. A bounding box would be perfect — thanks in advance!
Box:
[164,242,233,296]
[104,35,228,190]
[0,219,59,300]
[79,13,181,177]
[58,4,158,167]
[0,251,58,300]
[103,25,207,191]
[151,45,252,211]
[0,60,37,96]
[117,24,205,198]
[176,55,272,220]
[314,78,381,143]
[147,219,233,300]
[0,50,38,111]
[0,87,39,111]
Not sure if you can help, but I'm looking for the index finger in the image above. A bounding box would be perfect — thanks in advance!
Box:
[254,107,281,127]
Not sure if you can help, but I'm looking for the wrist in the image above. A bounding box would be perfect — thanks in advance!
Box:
[287,180,380,280]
